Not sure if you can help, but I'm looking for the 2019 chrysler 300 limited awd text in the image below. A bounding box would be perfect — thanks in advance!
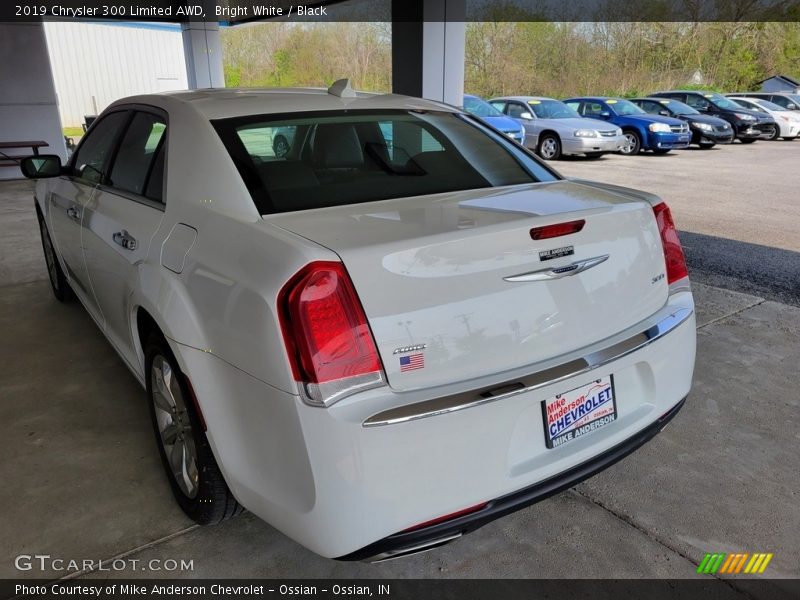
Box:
[21,81,696,561]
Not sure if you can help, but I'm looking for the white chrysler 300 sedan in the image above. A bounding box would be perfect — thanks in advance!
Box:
[22,82,696,561]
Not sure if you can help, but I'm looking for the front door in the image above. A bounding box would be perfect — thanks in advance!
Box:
[81,110,167,372]
[49,110,131,321]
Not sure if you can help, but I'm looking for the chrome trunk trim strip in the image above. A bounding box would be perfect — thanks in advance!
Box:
[363,307,693,427]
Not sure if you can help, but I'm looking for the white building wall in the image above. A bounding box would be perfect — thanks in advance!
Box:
[44,22,189,127]
[0,23,66,180]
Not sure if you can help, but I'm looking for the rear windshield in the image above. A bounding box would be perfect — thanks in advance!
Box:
[212,109,558,214]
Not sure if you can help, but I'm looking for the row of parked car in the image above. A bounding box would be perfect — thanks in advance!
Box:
[463,90,800,160]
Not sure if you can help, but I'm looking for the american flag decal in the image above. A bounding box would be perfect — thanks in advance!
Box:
[399,353,425,372]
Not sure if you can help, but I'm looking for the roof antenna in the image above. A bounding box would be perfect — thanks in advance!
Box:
[328,78,356,98]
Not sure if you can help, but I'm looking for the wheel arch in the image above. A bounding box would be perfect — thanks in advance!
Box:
[621,124,644,136]
[133,302,195,384]
[538,129,560,143]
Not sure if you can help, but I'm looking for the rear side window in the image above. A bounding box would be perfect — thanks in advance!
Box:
[71,111,129,184]
[645,101,664,113]
[507,103,528,118]
[108,112,167,201]
[213,110,558,214]
[685,95,710,110]
[582,102,606,116]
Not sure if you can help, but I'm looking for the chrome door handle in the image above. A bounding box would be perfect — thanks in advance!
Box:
[66,206,81,221]
[112,230,137,251]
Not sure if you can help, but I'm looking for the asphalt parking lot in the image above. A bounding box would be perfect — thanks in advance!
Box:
[556,140,800,306]
[0,141,798,594]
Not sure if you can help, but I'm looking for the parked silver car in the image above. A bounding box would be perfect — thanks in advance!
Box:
[489,96,626,159]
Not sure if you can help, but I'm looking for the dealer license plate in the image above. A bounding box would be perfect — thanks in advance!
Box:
[542,376,617,449]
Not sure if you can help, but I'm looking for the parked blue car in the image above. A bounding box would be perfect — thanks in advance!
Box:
[463,94,525,144]
[563,97,691,155]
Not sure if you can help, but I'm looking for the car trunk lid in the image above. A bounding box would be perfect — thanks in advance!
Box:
[268,180,668,392]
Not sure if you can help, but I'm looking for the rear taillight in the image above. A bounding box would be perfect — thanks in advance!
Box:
[279,261,385,406]
[652,202,689,286]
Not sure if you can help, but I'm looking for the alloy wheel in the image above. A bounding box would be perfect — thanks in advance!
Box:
[151,355,199,499]
[540,137,558,159]
[621,133,638,154]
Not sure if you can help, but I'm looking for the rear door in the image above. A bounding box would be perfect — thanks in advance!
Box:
[49,110,130,321]
[81,109,167,371]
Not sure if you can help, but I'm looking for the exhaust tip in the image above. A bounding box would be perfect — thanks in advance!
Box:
[365,533,463,563]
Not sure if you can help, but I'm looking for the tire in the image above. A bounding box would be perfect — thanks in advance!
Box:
[38,215,73,302]
[537,134,562,160]
[146,335,242,525]
[619,130,641,155]
[273,135,290,157]
[765,126,780,141]
[653,149,671,155]
[584,152,603,159]
[739,138,757,144]
[698,142,716,149]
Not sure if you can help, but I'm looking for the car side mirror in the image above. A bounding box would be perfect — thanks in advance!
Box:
[520,112,533,120]
[659,110,670,116]
[20,155,62,179]
[599,111,611,118]
[787,104,796,110]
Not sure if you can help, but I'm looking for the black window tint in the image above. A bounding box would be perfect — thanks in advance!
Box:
[71,111,129,184]
[507,103,527,118]
[213,110,558,214]
[144,142,166,202]
[108,112,167,198]
[685,95,709,110]
[583,102,606,116]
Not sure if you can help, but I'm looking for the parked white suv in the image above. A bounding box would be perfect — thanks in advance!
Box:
[22,82,696,561]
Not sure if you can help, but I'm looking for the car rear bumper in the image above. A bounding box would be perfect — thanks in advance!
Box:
[563,135,625,155]
[178,292,696,559]
[339,395,686,561]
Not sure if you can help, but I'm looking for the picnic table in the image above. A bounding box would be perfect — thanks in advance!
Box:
[0,140,49,167]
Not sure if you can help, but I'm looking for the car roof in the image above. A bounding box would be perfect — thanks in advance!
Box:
[491,96,560,102]
[563,97,621,102]
[732,91,794,96]
[107,87,459,121]
[654,90,719,94]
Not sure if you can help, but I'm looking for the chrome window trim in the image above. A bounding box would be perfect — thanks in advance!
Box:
[363,306,693,428]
